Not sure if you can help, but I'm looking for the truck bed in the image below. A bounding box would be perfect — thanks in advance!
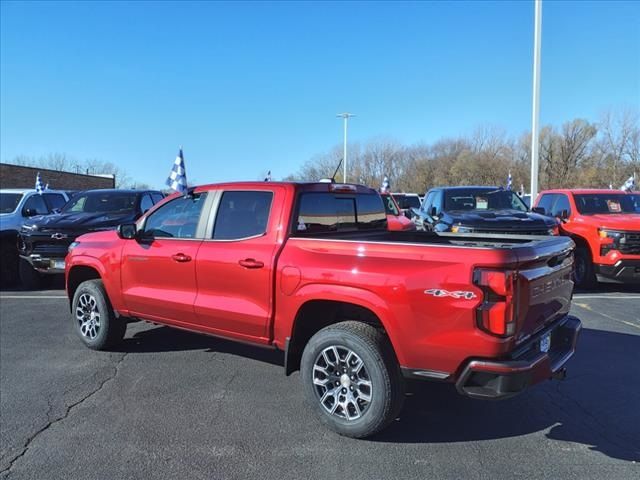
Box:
[293,229,573,251]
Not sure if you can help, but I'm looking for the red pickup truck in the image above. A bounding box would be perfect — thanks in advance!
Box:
[66,182,581,438]
[533,189,640,287]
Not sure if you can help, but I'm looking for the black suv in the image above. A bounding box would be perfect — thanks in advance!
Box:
[18,189,163,288]
[412,186,558,235]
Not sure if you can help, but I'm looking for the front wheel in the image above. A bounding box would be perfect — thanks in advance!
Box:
[574,248,596,289]
[72,279,126,350]
[300,321,404,438]
[19,258,44,290]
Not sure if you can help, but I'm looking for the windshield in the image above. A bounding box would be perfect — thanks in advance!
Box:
[381,195,400,216]
[0,193,23,214]
[444,188,528,212]
[61,192,138,214]
[574,193,640,215]
[392,194,421,210]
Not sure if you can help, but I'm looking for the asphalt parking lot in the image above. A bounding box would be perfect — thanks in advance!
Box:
[1,283,639,480]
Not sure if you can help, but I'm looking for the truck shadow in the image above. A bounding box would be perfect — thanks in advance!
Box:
[116,325,284,367]
[116,325,638,462]
[375,327,640,462]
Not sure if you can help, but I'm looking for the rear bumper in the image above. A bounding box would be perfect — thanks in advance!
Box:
[595,259,640,284]
[455,315,582,400]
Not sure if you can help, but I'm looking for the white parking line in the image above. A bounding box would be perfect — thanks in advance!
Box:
[573,295,639,299]
[573,302,640,330]
[0,295,67,299]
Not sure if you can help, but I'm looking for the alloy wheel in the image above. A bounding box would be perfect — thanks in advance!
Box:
[76,293,101,340]
[312,346,372,421]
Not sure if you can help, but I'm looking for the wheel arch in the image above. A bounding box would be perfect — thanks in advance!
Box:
[284,298,398,376]
[67,264,103,308]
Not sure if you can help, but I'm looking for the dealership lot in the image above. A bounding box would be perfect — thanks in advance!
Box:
[1,285,638,480]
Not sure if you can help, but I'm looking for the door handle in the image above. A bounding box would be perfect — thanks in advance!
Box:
[171,253,192,263]
[238,258,264,269]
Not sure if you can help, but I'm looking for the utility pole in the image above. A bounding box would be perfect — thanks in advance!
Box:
[530,0,542,203]
[337,113,355,183]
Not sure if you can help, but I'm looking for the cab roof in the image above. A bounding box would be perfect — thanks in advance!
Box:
[194,181,378,195]
[0,188,68,194]
[540,188,634,195]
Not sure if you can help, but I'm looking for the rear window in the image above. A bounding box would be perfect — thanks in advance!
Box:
[295,193,387,234]
[0,193,23,214]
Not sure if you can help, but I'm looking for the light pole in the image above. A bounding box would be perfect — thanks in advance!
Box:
[530,0,542,203]
[337,113,355,183]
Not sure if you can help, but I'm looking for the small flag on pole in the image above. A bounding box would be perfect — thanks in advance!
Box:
[621,174,636,192]
[35,172,45,194]
[264,170,272,182]
[506,171,512,191]
[166,148,188,194]
[380,176,390,193]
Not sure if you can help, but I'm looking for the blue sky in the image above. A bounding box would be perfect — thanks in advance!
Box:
[1,1,639,187]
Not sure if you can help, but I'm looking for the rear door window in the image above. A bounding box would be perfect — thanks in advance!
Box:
[213,191,273,240]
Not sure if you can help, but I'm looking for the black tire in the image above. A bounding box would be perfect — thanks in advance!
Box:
[72,279,126,350]
[18,258,44,290]
[0,239,19,288]
[300,321,404,438]
[574,247,596,289]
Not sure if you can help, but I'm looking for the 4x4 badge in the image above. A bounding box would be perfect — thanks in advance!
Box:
[424,289,476,300]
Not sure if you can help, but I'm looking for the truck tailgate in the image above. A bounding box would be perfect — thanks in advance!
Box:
[514,237,575,344]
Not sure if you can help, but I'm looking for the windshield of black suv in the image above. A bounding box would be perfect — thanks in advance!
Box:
[444,188,528,212]
[574,193,640,214]
[61,192,139,214]
[0,193,23,214]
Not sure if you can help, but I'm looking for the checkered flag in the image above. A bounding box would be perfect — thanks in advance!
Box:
[166,148,188,193]
[35,172,45,194]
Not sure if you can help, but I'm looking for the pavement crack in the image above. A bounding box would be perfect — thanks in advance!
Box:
[0,352,128,478]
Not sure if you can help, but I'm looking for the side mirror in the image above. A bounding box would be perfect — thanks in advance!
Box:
[117,223,137,240]
[23,208,37,217]
[531,207,545,215]
[430,206,439,218]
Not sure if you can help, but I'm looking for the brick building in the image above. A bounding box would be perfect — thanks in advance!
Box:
[0,163,115,190]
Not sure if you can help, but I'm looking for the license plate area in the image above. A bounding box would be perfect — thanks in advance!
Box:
[51,259,65,269]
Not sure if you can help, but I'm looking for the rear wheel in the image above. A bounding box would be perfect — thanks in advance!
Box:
[300,321,404,438]
[72,279,126,350]
[574,247,596,289]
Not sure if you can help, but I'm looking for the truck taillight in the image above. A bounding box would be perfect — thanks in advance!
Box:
[473,268,518,337]
[329,184,357,193]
